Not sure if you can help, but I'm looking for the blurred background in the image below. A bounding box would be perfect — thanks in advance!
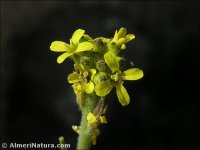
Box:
[1,1,199,150]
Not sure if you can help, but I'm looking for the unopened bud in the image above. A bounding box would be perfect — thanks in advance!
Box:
[80,55,91,69]
[93,38,105,53]
[96,60,107,71]
[93,72,107,84]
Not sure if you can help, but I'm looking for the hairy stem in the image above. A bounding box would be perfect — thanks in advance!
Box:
[77,93,97,150]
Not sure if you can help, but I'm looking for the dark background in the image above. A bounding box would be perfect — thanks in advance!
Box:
[1,1,199,150]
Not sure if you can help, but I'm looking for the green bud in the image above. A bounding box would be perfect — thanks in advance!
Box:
[80,55,91,69]
[93,72,107,84]
[93,38,106,54]
[96,60,107,71]
[107,42,119,54]
[80,52,101,69]
[79,34,93,43]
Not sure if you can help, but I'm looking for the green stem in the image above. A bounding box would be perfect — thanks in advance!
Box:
[77,93,98,150]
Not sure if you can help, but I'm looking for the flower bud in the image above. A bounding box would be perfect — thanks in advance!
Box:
[80,52,101,69]
[93,38,105,53]
[80,55,91,69]
[93,72,107,84]
[96,60,107,71]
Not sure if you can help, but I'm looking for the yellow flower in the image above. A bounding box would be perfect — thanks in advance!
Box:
[68,64,96,94]
[87,112,107,127]
[87,112,98,125]
[50,29,93,63]
[95,68,143,106]
[112,27,135,49]
[72,82,85,104]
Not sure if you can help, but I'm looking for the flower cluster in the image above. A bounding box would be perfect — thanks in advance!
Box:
[50,27,143,147]
[50,27,143,106]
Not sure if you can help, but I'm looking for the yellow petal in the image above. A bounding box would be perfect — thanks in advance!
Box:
[118,27,127,38]
[90,69,96,81]
[121,44,126,50]
[83,81,94,93]
[116,84,130,106]
[112,30,118,43]
[95,80,113,96]
[50,41,71,52]
[71,29,85,44]
[125,34,135,42]
[70,39,76,49]
[57,52,72,64]
[116,38,126,46]
[87,112,97,125]
[100,116,107,123]
[104,51,119,73]
[123,68,144,80]
[72,82,84,96]
[67,72,82,83]
[76,42,93,52]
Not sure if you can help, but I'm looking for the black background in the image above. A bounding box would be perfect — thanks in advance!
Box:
[1,1,199,150]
